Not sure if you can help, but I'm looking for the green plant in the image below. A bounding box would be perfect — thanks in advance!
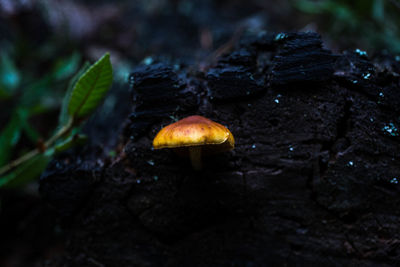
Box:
[0,53,113,188]
[0,50,82,168]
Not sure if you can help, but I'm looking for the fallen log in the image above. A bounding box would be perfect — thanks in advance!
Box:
[40,32,400,266]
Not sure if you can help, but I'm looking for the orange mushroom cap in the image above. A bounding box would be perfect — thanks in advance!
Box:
[153,115,234,153]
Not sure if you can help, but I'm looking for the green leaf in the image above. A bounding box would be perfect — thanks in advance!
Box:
[19,76,53,108]
[59,61,90,127]
[21,119,40,143]
[0,108,41,169]
[0,153,51,188]
[17,108,40,143]
[0,113,22,166]
[372,0,384,22]
[54,134,88,153]
[53,52,81,81]
[293,0,325,13]
[0,52,20,97]
[68,53,113,119]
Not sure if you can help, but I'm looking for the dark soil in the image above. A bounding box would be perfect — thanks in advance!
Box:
[39,32,400,266]
[0,191,64,267]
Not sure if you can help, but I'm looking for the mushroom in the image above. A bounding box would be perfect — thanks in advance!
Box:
[153,115,235,170]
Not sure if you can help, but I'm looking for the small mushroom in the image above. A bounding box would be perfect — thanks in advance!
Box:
[153,115,235,170]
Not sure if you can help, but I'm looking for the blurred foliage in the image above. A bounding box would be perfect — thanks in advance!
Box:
[0,53,20,98]
[0,153,51,188]
[0,52,113,188]
[0,48,81,171]
[292,0,400,53]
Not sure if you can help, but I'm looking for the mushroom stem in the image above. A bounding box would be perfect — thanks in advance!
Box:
[189,146,202,171]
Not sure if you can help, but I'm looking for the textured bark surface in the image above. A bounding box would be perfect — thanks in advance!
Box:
[40,32,400,266]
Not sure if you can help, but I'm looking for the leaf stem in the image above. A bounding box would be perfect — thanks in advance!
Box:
[0,117,74,177]
[44,117,73,147]
[0,149,40,177]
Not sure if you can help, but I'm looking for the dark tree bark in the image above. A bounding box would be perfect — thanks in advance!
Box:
[40,32,400,266]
